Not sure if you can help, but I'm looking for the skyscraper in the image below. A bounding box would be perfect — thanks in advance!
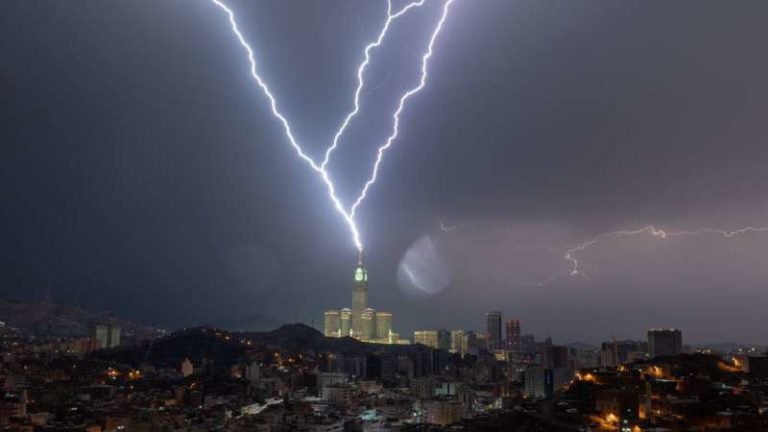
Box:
[339,308,351,336]
[375,311,392,341]
[324,310,340,337]
[361,308,376,341]
[648,329,683,357]
[351,260,368,337]
[506,319,521,351]
[486,311,502,350]
[450,330,466,355]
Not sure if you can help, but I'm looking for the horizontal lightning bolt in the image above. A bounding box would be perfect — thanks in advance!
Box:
[210,0,454,251]
[438,218,471,232]
[437,219,768,286]
[350,0,455,218]
[563,225,768,279]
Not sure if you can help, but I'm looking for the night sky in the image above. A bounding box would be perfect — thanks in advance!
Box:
[2,0,768,343]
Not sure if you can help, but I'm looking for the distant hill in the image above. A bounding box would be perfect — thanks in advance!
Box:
[0,299,162,341]
[209,312,282,332]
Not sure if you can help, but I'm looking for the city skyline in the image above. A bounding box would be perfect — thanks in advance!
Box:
[3,1,768,344]
[3,1,768,430]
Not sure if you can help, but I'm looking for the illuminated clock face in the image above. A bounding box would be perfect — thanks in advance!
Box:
[355,268,365,282]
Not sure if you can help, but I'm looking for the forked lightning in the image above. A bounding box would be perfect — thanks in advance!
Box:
[210,0,455,251]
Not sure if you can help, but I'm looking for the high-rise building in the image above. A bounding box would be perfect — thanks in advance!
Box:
[414,330,440,348]
[437,329,451,350]
[90,324,121,349]
[351,260,368,338]
[600,340,648,367]
[486,311,502,350]
[520,334,536,354]
[361,308,376,341]
[324,310,340,337]
[648,329,683,357]
[506,319,521,351]
[340,308,352,336]
[550,346,570,369]
[375,311,392,341]
[524,367,572,399]
[464,331,480,354]
[450,330,466,355]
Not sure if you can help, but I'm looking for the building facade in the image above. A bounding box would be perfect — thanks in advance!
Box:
[486,311,502,350]
[648,329,683,357]
[323,310,340,337]
[506,319,521,351]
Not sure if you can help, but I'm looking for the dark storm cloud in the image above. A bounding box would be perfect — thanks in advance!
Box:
[2,0,767,342]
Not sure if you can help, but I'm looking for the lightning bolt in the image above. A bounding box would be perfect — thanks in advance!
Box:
[210,0,454,252]
[563,225,768,279]
[320,0,427,169]
[437,219,768,286]
[438,218,471,232]
[350,0,454,218]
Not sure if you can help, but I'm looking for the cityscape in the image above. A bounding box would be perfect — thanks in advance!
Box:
[4,0,768,431]
[2,261,768,431]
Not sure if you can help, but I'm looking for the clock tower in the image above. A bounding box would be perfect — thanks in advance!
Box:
[351,254,368,337]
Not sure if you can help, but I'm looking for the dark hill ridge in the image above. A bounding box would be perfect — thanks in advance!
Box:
[244,323,372,354]
[96,323,433,369]
[95,327,246,369]
[210,312,281,332]
[0,299,162,341]
[245,323,433,356]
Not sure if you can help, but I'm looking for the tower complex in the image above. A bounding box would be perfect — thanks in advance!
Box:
[324,255,407,344]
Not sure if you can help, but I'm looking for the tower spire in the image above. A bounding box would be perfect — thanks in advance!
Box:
[357,248,363,265]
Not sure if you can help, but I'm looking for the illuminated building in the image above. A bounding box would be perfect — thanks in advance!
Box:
[375,311,392,340]
[340,308,351,336]
[648,328,683,357]
[450,330,466,354]
[506,319,521,351]
[361,308,376,340]
[351,260,368,337]
[486,311,502,350]
[323,257,405,344]
[449,330,483,356]
[414,330,440,348]
[323,310,340,337]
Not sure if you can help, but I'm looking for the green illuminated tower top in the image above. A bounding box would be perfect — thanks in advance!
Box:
[351,252,368,337]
